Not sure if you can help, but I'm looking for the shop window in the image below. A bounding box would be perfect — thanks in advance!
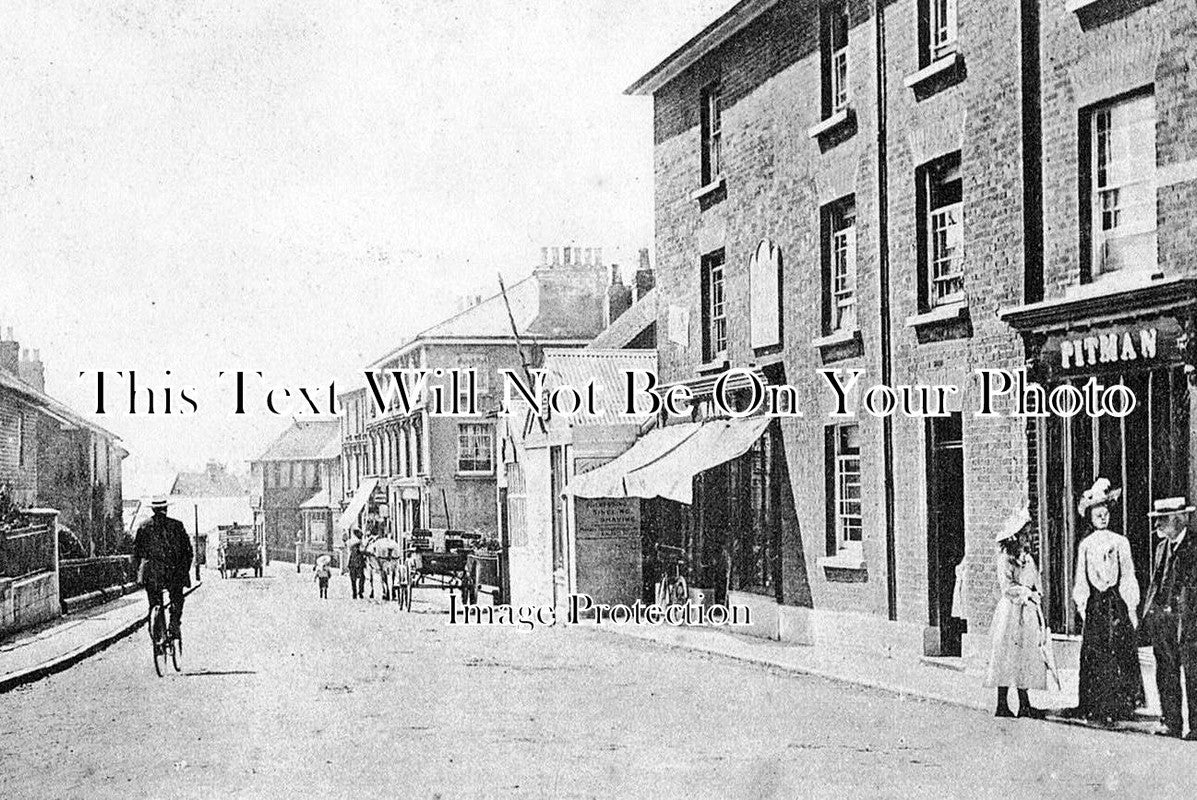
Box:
[918,0,957,67]
[822,196,858,334]
[1083,92,1157,283]
[821,0,850,117]
[826,424,862,557]
[916,152,963,310]
[700,82,722,187]
[701,249,728,363]
[457,422,493,474]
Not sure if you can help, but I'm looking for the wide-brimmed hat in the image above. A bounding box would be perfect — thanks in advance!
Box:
[1077,478,1121,517]
[150,495,168,509]
[996,506,1031,542]
[1147,497,1196,518]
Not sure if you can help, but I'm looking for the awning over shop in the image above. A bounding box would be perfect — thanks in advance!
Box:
[335,477,379,534]
[566,417,772,505]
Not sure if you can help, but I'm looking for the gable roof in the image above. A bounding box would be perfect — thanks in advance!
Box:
[0,368,122,443]
[169,469,247,497]
[626,0,779,96]
[539,348,658,428]
[254,420,341,463]
[588,290,658,350]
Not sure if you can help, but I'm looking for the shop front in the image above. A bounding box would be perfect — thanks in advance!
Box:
[1003,278,1197,637]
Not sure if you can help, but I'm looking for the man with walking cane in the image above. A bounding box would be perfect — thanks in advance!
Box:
[1144,497,1197,739]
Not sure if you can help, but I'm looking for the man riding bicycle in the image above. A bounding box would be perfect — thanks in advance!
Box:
[133,496,193,637]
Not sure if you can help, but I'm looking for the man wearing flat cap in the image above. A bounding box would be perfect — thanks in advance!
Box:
[133,496,193,638]
[1143,496,1197,739]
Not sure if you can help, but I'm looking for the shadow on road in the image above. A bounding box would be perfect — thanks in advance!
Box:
[181,670,258,677]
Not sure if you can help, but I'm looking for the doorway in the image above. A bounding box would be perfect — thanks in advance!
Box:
[926,413,966,656]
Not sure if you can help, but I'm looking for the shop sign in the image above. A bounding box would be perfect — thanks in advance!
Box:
[1041,317,1184,377]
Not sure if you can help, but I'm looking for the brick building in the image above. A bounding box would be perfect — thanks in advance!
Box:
[614,0,1190,658]
[249,420,342,563]
[342,247,612,549]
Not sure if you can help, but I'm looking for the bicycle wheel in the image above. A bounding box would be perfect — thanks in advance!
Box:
[150,608,167,677]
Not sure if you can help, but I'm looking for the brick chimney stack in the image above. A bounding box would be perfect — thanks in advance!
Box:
[634,248,656,301]
[19,348,45,393]
[606,265,632,327]
[0,327,19,377]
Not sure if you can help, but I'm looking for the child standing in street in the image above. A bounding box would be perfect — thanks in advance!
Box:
[313,560,331,599]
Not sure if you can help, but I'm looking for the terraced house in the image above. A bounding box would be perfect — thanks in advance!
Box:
[612,0,1197,663]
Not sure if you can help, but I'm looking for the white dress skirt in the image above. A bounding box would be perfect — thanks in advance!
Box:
[984,551,1049,690]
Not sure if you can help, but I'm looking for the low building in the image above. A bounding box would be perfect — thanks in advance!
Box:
[250,420,342,564]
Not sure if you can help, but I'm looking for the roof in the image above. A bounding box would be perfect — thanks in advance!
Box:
[0,369,122,442]
[368,275,541,368]
[626,0,780,96]
[588,290,658,350]
[254,420,342,463]
[127,494,254,535]
[539,348,658,428]
[169,469,247,498]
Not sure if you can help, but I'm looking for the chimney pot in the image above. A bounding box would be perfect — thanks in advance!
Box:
[541,246,549,265]
[595,247,603,266]
[21,348,29,361]
[552,247,560,266]
[4,327,12,341]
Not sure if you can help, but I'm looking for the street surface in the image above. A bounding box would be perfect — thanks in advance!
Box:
[3,566,1196,799]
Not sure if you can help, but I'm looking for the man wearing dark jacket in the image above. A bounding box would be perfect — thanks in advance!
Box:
[133,496,193,637]
[1144,496,1197,740]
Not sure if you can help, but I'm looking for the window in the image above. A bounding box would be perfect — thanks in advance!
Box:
[822,196,858,333]
[828,424,862,555]
[16,411,25,467]
[920,0,957,66]
[918,152,963,309]
[1086,92,1157,282]
[700,82,722,186]
[457,422,494,473]
[821,0,850,116]
[701,250,727,362]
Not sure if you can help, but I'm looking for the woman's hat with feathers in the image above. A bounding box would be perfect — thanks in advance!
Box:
[1077,477,1121,517]
[995,505,1031,542]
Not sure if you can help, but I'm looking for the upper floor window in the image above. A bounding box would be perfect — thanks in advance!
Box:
[701,250,728,362]
[700,82,722,186]
[1086,92,1157,282]
[16,410,25,467]
[821,0,850,117]
[457,422,494,474]
[822,196,858,334]
[920,0,957,66]
[917,152,963,309]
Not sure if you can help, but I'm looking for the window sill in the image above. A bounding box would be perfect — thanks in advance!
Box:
[689,177,725,202]
[812,328,861,349]
[817,552,867,571]
[455,471,495,480]
[903,51,963,95]
[806,107,854,140]
[905,301,968,329]
[696,357,729,376]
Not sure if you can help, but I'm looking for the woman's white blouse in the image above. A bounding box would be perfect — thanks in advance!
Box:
[1072,528,1140,615]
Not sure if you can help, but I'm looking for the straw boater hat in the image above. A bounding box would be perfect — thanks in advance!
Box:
[150,495,168,510]
[1077,478,1121,517]
[995,506,1031,543]
[1147,497,1196,518]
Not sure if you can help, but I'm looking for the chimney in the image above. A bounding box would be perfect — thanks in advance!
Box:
[19,348,45,393]
[0,328,19,377]
[606,265,632,326]
[634,248,656,301]
[540,247,549,266]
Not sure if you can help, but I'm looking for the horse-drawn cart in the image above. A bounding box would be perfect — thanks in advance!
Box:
[217,524,262,578]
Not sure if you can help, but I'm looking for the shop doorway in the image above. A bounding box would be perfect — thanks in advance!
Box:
[926,413,966,656]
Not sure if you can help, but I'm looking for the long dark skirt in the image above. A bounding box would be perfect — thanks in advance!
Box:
[1077,588,1144,721]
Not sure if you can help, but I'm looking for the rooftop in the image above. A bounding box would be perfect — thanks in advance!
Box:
[253,420,342,463]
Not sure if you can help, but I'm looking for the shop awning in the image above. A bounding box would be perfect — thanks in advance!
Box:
[335,477,379,534]
[566,417,772,505]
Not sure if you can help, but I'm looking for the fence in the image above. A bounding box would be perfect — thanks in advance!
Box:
[58,556,136,600]
[0,515,56,580]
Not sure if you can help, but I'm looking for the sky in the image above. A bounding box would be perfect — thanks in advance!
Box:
[1,0,736,494]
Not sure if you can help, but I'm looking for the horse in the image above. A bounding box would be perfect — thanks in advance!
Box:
[363,535,404,602]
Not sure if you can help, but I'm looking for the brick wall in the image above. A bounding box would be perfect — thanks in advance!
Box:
[0,388,39,506]
[648,0,1033,641]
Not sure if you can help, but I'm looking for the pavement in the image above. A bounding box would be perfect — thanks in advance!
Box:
[0,570,1172,740]
[4,563,1197,799]
[0,581,201,694]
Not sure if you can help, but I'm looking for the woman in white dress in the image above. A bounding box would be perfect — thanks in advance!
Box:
[1072,478,1143,723]
[984,506,1048,718]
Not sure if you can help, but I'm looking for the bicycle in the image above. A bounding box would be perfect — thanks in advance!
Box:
[654,543,689,608]
[148,589,181,677]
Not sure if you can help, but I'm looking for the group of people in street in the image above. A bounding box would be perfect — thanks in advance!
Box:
[985,478,1197,739]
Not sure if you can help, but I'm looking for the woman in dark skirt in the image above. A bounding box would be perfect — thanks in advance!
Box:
[1072,478,1144,723]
